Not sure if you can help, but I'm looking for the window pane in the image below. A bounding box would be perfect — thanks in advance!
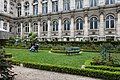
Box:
[94,21,97,29]
[111,20,114,28]
[90,21,93,29]
[106,21,109,28]
[80,22,83,29]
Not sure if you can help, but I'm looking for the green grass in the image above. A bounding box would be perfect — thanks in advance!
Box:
[5,48,99,68]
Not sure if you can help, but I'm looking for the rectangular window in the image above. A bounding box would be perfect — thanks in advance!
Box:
[42,3,48,14]
[76,0,83,9]
[90,0,97,7]
[52,1,58,12]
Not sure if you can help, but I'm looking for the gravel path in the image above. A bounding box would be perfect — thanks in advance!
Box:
[13,66,103,80]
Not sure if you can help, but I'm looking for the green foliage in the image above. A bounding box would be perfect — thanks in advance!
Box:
[86,65,120,72]
[8,37,16,46]
[11,60,120,80]
[92,53,120,67]
[0,49,14,80]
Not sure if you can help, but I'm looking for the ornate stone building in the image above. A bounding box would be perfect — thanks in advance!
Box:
[0,0,120,41]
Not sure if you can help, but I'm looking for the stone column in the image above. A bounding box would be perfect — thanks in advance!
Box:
[70,0,75,10]
[99,12,105,41]
[59,0,63,11]
[29,22,31,33]
[48,0,52,13]
[38,0,42,14]
[29,0,33,16]
[20,23,23,38]
[7,22,9,32]
[7,0,10,14]
[84,15,88,36]
[47,17,51,41]
[117,11,120,39]
[70,14,75,41]
[58,16,62,41]
[38,21,41,38]
[84,14,89,40]
[21,1,24,16]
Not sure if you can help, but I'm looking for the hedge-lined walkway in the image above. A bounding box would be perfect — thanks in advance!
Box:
[13,66,103,80]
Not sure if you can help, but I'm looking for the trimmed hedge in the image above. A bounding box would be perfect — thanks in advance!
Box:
[11,60,120,80]
[85,65,120,72]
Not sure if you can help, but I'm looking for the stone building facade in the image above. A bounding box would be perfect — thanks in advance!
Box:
[0,0,120,41]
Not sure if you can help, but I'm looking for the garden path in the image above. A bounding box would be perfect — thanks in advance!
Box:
[13,66,103,80]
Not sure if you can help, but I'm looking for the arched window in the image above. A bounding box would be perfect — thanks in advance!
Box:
[106,15,115,28]
[25,24,29,33]
[76,19,83,30]
[42,1,48,14]
[33,0,38,16]
[53,21,58,31]
[90,17,98,29]
[43,22,48,31]
[63,0,70,11]
[52,1,58,12]
[90,0,97,7]
[24,1,29,16]
[4,0,7,12]
[17,3,21,17]
[105,0,115,5]
[75,0,83,9]
[33,23,38,32]
[64,20,70,30]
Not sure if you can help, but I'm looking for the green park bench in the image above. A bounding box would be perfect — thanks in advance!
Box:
[65,47,80,55]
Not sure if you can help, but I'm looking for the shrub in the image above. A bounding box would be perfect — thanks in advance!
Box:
[86,65,120,72]
[0,49,15,80]
[11,60,120,80]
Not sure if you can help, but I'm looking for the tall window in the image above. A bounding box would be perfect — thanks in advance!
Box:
[24,2,29,16]
[63,0,70,11]
[76,19,83,30]
[64,20,70,30]
[17,3,21,17]
[33,23,38,32]
[90,0,97,7]
[4,0,7,12]
[75,0,83,9]
[33,0,38,16]
[52,1,58,12]
[106,15,115,28]
[25,24,29,33]
[43,22,48,31]
[105,0,115,5]
[42,2,48,14]
[53,21,58,31]
[90,17,98,29]
[17,24,21,33]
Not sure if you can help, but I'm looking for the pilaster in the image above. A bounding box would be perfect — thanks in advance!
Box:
[48,0,52,13]
[70,12,75,41]
[38,20,41,38]
[20,22,23,38]
[58,14,62,41]
[117,9,120,37]
[47,15,51,40]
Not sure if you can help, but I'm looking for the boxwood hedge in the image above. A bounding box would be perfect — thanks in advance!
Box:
[11,60,120,80]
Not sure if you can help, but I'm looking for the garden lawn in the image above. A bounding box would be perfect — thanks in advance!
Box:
[5,48,99,68]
